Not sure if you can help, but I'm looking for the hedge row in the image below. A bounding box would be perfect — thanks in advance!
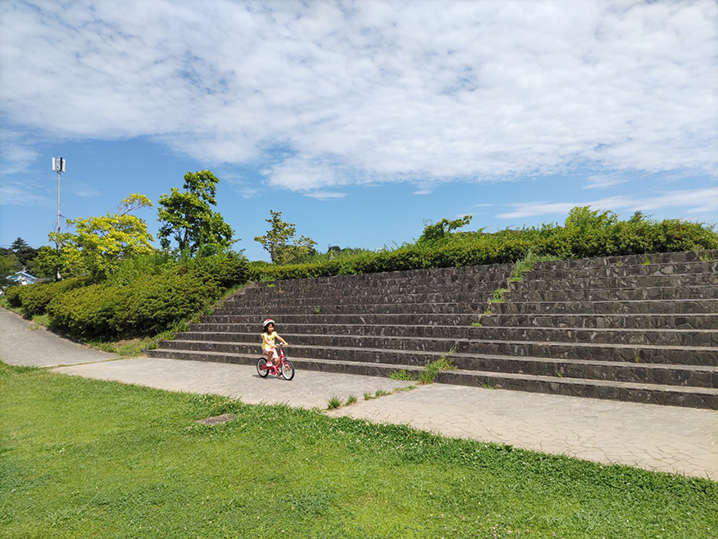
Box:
[251,219,718,281]
[8,254,249,340]
[46,270,222,339]
[5,278,87,317]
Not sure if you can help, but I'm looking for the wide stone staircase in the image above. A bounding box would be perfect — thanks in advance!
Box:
[148,251,717,409]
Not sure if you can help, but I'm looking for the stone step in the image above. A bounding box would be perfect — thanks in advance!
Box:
[165,332,716,388]
[437,369,718,409]
[509,272,717,291]
[489,299,718,315]
[532,250,717,271]
[255,262,514,287]
[478,313,718,330]
[469,326,716,347]
[158,335,715,366]
[215,300,487,316]
[197,312,481,328]
[226,290,498,308]
[179,323,717,347]
[454,339,715,366]
[445,354,716,388]
[241,278,508,299]
[526,260,717,280]
[145,348,718,409]
[504,286,718,303]
[155,250,718,410]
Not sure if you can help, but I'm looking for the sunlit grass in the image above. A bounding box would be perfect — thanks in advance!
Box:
[1,362,716,539]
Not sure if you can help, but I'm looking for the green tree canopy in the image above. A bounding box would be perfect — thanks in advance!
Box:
[157,170,235,255]
[7,237,39,267]
[49,194,155,279]
[419,215,473,244]
[254,210,317,265]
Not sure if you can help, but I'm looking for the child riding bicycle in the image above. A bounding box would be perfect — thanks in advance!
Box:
[261,318,288,368]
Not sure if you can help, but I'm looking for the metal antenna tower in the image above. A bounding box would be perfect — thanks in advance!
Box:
[52,157,66,232]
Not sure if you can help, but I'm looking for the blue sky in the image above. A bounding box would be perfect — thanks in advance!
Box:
[1,0,716,262]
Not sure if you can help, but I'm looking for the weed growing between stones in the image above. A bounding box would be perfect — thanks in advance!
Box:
[420,351,456,384]
[389,369,413,381]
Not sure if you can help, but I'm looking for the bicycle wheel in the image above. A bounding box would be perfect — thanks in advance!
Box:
[280,358,295,381]
[257,357,269,378]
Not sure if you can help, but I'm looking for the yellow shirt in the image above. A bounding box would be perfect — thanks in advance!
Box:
[261,331,278,352]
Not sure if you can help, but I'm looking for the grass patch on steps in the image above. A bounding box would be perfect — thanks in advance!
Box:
[1,362,715,539]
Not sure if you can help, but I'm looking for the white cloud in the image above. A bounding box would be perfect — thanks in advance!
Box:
[304,191,347,200]
[0,180,52,206]
[66,180,101,198]
[1,0,716,190]
[0,131,40,175]
[583,175,628,190]
[496,188,718,219]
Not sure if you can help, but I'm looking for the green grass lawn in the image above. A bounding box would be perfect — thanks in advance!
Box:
[1,363,715,539]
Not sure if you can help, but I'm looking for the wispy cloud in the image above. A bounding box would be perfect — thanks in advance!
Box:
[305,191,347,200]
[496,188,718,219]
[66,180,101,198]
[583,175,628,190]
[0,180,53,206]
[1,0,716,192]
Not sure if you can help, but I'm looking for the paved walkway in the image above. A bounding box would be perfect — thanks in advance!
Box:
[1,308,716,480]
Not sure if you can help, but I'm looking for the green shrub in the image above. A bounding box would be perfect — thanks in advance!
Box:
[111,270,222,336]
[46,268,226,340]
[4,285,23,308]
[250,212,717,282]
[10,278,86,317]
[187,251,250,289]
[47,284,123,339]
[39,251,250,340]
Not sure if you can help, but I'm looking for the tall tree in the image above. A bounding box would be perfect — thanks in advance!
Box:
[10,237,38,267]
[157,170,235,255]
[254,210,317,265]
[49,194,155,279]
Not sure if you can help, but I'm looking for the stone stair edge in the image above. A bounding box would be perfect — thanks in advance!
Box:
[145,349,718,409]
[146,348,717,377]
[158,336,717,354]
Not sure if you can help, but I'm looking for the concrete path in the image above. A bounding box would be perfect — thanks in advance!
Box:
[0,307,118,367]
[1,308,716,480]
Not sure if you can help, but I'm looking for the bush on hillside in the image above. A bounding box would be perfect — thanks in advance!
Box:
[251,212,718,282]
[46,284,122,339]
[7,278,86,317]
[110,270,222,336]
[4,285,24,308]
[47,270,225,340]
[185,250,249,288]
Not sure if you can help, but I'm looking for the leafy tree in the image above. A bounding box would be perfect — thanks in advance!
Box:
[0,252,21,287]
[157,170,235,255]
[30,246,63,279]
[419,215,473,244]
[6,237,38,267]
[564,206,618,232]
[49,194,155,279]
[255,210,317,265]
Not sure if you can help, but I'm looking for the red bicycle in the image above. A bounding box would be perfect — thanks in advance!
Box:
[257,343,295,381]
